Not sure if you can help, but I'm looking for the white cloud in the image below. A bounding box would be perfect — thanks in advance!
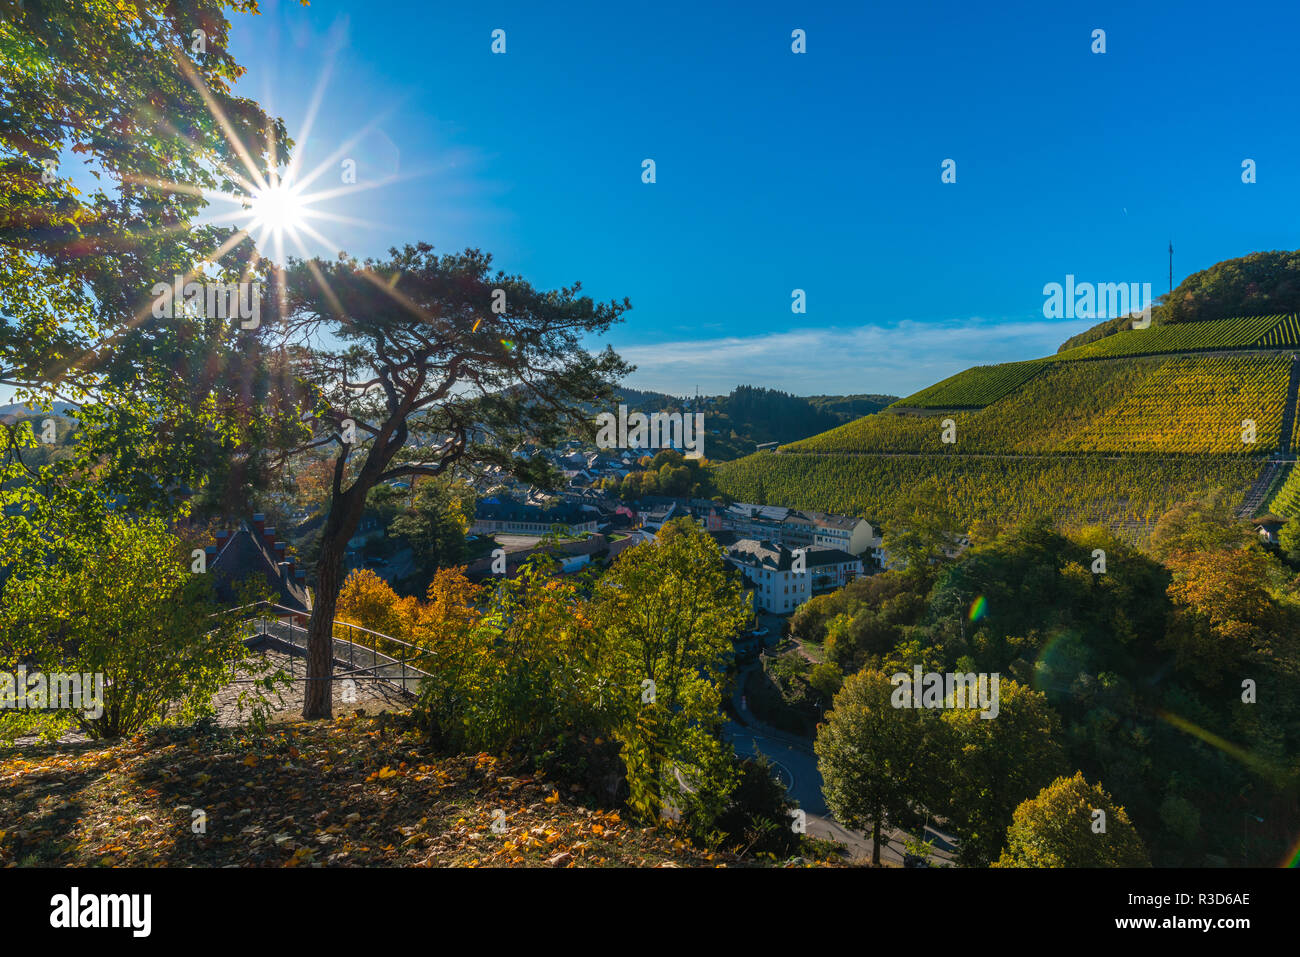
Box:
[615,316,1096,397]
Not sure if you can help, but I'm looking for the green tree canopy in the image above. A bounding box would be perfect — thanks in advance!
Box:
[1,0,308,513]
[933,678,1068,866]
[373,477,476,585]
[1149,492,1252,561]
[994,771,1151,867]
[1156,249,1300,326]
[591,517,750,829]
[0,488,279,739]
[275,242,631,718]
[815,668,932,865]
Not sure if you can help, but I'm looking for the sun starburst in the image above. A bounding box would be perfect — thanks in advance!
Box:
[245,180,308,242]
[51,38,427,389]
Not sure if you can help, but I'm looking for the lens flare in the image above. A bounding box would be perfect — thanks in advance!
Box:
[1284,834,1300,868]
[1157,709,1279,779]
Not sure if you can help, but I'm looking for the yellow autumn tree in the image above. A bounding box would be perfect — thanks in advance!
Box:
[994,771,1151,867]
[335,568,418,643]
[412,556,603,752]
[1162,546,1279,684]
[414,567,485,646]
[469,558,600,749]
[408,567,486,734]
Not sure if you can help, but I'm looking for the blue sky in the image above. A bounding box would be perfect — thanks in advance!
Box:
[216,0,1300,399]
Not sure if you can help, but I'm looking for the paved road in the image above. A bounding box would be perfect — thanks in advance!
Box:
[725,664,955,866]
[724,719,903,863]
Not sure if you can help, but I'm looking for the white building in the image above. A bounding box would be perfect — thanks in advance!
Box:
[721,503,884,565]
[723,538,864,614]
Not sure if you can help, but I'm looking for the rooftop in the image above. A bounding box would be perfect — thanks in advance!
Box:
[725,538,862,571]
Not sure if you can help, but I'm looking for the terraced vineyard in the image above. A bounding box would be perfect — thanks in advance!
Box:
[1267,463,1300,518]
[713,452,1262,532]
[895,360,1049,409]
[715,314,1300,537]
[1054,313,1291,360]
[1055,355,1291,454]
[784,355,1292,456]
[1259,313,1300,348]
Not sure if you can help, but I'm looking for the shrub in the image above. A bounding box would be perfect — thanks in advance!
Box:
[0,504,279,740]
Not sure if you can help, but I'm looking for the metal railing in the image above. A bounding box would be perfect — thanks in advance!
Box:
[226,601,435,697]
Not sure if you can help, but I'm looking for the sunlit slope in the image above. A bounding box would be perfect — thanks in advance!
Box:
[712,314,1300,534]
[1052,312,1293,360]
[897,360,1051,409]
[787,354,1292,456]
[1268,468,1300,516]
[713,452,1260,530]
[888,312,1300,412]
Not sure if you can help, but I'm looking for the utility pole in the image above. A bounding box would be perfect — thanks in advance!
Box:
[1169,240,1173,296]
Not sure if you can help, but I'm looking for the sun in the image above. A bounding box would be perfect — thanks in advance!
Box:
[233,176,328,263]
[245,180,308,240]
[141,51,413,272]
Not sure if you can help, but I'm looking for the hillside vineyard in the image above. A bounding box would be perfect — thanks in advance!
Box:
[713,314,1300,536]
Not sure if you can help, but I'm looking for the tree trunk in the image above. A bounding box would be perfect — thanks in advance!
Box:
[299,422,405,720]
[302,490,367,720]
[872,815,882,867]
[302,538,346,719]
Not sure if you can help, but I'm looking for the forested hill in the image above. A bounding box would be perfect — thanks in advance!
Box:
[609,385,898,461]
[1058,249,1300,352]
[805,393,897,420]
[0,404,80,473]
[0,401,79,423]
[710,385,838,440]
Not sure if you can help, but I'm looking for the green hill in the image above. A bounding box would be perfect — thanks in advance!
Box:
[890,360,1051,410]
[713,313,1300,537]
[803,353,1292,456]
[601,385,897,461]
[1057,249,1300,351]
[1052,312,1296,361]
[804,393,898,420]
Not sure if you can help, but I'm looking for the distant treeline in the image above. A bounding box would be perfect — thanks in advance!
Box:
[608,385,898,460]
